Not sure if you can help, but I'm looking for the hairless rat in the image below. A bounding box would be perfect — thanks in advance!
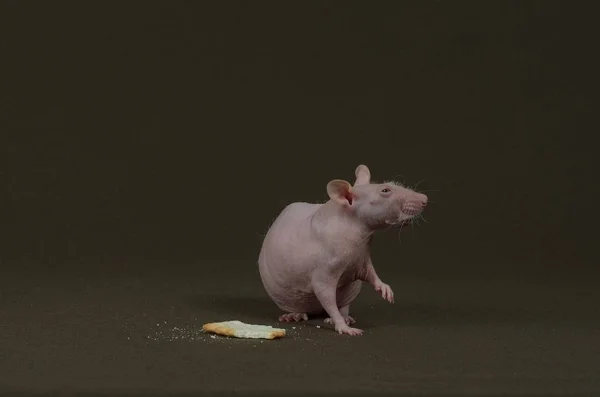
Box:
[257,164,428,336]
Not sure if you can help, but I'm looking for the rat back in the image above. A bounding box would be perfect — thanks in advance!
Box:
[258,201,324,312]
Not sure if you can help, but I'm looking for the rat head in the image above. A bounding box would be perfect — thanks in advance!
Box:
[326,164,428,229]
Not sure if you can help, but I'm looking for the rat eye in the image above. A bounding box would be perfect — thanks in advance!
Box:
[381,188,391,193]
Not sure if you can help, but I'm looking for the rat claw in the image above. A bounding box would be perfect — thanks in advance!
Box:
[325,315,355,325]
[278,312,308,322]
[376,282,394,303]
[336,325,364,336]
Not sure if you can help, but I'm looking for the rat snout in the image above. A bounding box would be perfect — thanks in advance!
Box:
[418,193,428,208]
[401,193,428,215]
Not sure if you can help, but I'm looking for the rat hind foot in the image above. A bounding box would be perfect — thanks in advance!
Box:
[336,325,363,336]
[278,312,308,322]
[324,304,355,325]
[324,315,355,325]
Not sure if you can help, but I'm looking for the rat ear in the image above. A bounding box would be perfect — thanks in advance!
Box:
[354,164,371,186]
[327,179,354,206]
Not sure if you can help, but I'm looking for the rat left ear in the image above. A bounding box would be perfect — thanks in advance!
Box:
[327,179,354,207]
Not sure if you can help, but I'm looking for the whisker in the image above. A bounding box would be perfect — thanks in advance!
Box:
[392,173,407,186]
[412,180,425,191]
[397,222,405,243]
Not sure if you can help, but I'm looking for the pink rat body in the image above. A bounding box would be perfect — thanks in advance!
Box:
[258,165,428,336]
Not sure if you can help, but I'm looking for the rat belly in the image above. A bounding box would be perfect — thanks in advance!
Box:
[270,278,363,314]
[260,256,363,314]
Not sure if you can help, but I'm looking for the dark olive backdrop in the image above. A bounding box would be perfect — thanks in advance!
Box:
[2,1,597,278]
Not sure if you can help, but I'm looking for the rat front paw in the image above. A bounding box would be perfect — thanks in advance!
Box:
[335,324,364,336]
[324,315,356,325]
[375,281,394,303]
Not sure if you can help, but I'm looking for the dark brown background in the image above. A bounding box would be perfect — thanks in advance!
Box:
[1,1,598,396]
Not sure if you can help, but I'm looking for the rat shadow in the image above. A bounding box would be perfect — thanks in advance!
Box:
[186,292,595,329]
[354,301,526,329]
[187,292,533,328]
[186,292,282,324]
[186,292,347,328]
[352,298,598,329]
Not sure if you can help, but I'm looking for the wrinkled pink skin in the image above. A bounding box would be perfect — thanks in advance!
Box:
[258,165,428,336]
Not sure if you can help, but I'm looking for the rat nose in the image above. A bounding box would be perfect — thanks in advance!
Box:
[401,193,428,215]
